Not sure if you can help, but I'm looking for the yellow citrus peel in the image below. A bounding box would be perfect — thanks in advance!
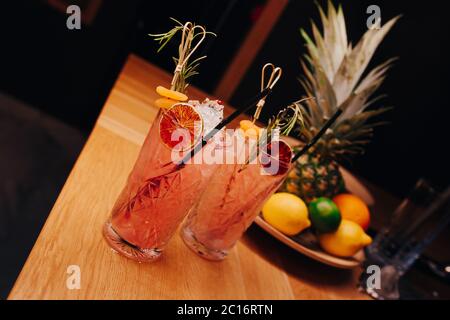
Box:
[156,86,188,102]
[155,97,178,110]
[239,120,261,139]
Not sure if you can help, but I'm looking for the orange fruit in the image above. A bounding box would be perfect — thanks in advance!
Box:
[159,103,203,151]
[156,86,188,102]
[259,140,292,176]
[332,194,370,231]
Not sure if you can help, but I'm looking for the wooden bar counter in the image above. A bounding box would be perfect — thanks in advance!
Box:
[8,55,369,300]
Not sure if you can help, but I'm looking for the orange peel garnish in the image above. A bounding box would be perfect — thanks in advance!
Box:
[156,86,188,102]
[155,97,178,109]
[239,120,261,139]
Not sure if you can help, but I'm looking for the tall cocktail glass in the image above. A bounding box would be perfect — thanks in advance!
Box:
[103,100,223,262]
[181,130,292,260]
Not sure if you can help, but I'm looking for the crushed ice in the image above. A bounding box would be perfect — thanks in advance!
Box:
[189,98,224,135]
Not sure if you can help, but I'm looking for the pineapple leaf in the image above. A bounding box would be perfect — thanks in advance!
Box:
[356,58,397,94]
[332,16,400,104]
[297,2,399,160]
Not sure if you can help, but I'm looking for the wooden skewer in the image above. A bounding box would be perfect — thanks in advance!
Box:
[252,63,282,123]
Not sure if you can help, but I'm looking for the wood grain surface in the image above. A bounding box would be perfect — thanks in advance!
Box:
[8,55,368,300]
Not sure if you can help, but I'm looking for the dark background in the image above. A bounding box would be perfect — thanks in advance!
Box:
[0,0,449,298]
[2,0,449,196]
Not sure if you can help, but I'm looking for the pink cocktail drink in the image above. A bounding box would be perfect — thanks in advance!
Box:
[181,131,292,260]
[104,100,223,262]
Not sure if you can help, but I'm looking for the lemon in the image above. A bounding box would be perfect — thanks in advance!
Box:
[262,193,311,236]
[318,220,372,257]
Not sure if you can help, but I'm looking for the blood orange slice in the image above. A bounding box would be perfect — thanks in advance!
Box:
[259,140,293,176]
[159,103,203,151]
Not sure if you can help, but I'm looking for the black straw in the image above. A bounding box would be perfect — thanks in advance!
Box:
[291,108,343,162]
[178,87,272,165]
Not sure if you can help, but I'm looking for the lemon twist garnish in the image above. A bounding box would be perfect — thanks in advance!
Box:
[240,120,261,139]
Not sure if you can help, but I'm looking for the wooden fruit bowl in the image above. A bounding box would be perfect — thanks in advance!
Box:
[254,167,372,269]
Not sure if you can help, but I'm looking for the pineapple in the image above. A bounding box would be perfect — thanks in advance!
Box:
[282,1,399,202]
[285,150,345,203]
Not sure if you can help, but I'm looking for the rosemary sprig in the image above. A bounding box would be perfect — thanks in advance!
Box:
[172,55,207,91]
[242,100,306,169]
[149,18,185,52]
[266,100,305,137]
[149,18,216,93]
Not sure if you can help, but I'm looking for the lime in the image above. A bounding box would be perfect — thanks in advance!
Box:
[308,197,341,233]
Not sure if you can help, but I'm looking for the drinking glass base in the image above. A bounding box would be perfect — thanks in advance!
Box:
[181,226,228,261]
[103,222,162,263]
